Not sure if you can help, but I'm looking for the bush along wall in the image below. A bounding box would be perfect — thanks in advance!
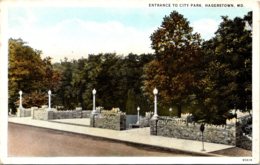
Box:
[236,116,252,150]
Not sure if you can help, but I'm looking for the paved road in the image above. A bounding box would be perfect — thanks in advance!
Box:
[8,123,192,157]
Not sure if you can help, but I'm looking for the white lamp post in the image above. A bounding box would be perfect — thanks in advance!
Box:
[48,90,51,111]
[169,107,172,117]
[152,88,158,120]
[137,106,140,124]
[19,90,23,109]
[92,89,97,114]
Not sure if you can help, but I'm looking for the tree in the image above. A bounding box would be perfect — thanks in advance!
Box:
[42,57,61,92]
[9,38,46,110]
[55,58,77,109]
[70,58,89,109]
[125,89,136,115]
[9,38,61,111]
[142,11,203,117]
[196,12,252,124]
[124,53,154,113]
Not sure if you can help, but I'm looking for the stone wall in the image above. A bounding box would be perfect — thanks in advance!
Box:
[150,117,236,146]
[82,111,92,118]
[90,110,126,130]
[150,116,252,150]
[32,106,92,120]
[52,110,91,119]
[33,108,54,120]
[16,108,31,117]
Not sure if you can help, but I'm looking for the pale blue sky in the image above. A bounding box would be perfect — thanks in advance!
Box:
[8,6,251,62]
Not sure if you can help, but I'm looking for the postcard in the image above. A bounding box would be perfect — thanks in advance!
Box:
[0,0,259,164]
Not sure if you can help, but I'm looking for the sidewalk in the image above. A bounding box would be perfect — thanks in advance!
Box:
[8,117,235,156]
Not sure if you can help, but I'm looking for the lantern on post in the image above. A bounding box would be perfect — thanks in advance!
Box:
[169,107,172,117]
[91,89,97,114]
[18,90,23,109]
[137,106,140,124]
[152,88,158,120]
[48,90,52,111]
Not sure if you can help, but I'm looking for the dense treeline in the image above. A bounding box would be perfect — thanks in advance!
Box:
[8,11,252,124]
[53,53,154,115]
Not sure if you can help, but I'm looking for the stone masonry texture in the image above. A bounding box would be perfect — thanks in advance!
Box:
[150,116,252,150]
[90,110,126,130]
[32,107,91,120]
[150,117,236,145]
[16,108,31,117]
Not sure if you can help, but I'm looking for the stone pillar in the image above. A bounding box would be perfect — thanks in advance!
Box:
[31,107,37,119]
[17,108,21,117]
[44,110,54,120]
[150,119,158,135]
[90,113,98,127]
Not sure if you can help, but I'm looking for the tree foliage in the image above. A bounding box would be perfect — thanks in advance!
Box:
[142,11,203,117]
[8,38,60,111]
[195,12,252,124]
[52,53,154,112]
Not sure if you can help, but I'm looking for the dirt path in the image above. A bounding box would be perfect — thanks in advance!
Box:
[8,123,192,157]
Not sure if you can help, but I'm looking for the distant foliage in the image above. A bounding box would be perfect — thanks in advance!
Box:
[52,53,154,111]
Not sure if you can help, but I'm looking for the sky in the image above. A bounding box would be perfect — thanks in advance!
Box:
[8,5,251,62]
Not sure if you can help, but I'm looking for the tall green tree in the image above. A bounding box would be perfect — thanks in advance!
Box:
[124,53,154,113]
[125,89,136,115]
[196,12,252,124]
[9,38,45,110]
[142,11,202,117]
[55,58,77,109]
[70,58,89,109]
[8,38,61,111]
[42,57,61,91]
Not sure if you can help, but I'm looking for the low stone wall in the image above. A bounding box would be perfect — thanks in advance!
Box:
[150,117,236,146]
[53,110,78,119]
[33,108,54,120]
[32,107,92,120]
[16,108,31,117]
[90,110,126,130]
[82,111,92,118]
